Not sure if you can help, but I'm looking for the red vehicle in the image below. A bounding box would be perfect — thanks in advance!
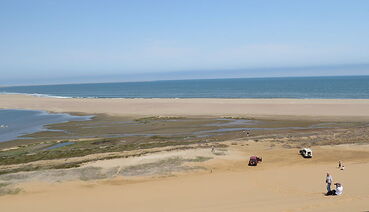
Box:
[248,156,262,166]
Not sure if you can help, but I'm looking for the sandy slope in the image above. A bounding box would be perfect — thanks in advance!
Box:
[1,143,369,212]
[1,94,369,120]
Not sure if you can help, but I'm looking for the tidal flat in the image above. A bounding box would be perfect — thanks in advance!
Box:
[1,114,369,175]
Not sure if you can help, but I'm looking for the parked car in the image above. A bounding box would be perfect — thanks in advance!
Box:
[248,156,262,166]
[299,148,312,158]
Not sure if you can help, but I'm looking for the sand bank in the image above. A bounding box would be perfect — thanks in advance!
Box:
[1,94,369,120]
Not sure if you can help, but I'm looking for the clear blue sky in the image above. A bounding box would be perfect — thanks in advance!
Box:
[1,0,369,85]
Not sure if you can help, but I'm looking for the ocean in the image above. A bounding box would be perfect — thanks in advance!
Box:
[0,110,91,142]
[1,76,369,99]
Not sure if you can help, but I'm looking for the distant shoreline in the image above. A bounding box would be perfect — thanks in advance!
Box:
[4,91,369,100]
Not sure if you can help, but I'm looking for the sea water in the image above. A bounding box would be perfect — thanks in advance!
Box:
[0,109,91,142]
[0,76,369,99]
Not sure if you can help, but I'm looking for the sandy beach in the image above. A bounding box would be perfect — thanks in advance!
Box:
[1,94,369,211]
[1,141,369,212]
[2,94,369,120]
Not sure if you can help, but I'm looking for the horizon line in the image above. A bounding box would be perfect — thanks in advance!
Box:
[2,74,369,88]
[2,63,369,87]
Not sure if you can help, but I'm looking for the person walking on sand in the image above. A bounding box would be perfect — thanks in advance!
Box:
[326,173,333,192]
[338,161,342,169]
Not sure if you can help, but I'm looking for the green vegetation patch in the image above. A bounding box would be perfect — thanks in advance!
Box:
[0,137,206,167]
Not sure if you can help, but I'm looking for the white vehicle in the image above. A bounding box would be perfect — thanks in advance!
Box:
[299,148,312,158]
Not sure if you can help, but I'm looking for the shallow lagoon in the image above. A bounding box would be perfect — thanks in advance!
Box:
[0,109,92,142]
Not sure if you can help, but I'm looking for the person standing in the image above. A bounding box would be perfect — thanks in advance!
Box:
[326,173,333,192]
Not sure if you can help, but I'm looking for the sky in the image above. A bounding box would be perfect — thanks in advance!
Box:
[1,0,369,85]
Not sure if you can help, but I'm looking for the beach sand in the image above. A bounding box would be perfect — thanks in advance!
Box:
[1,142,369,212]
[2,94,369,120]
[1,94,369,211]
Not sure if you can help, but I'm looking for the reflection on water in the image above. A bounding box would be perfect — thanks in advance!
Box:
[205,118,257,127]
[194,124,334,135]
[44,142,75,150]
